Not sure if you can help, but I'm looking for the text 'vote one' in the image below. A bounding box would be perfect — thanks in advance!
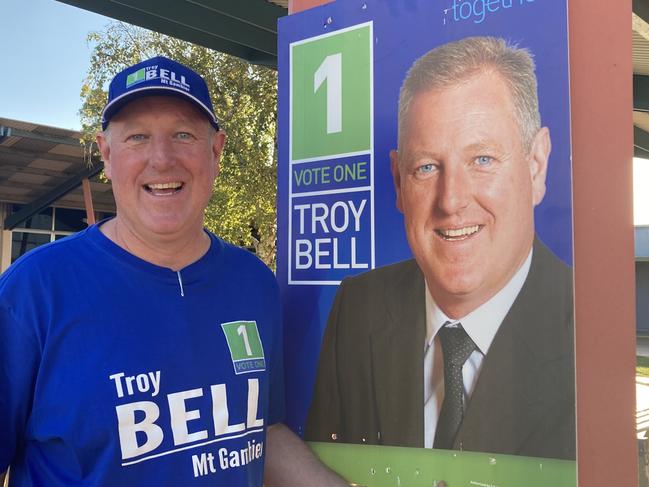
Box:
[293,161,368,187]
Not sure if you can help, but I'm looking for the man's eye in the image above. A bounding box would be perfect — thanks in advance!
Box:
[176,132,193,140]
[416,163,437,175]
[474,155,493,166]
[127,134,147,142]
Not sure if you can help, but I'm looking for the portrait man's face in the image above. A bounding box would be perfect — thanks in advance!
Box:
[390,69,551,318]
[97,96,225,239]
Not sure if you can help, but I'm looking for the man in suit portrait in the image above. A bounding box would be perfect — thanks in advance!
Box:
[305,36,575,460]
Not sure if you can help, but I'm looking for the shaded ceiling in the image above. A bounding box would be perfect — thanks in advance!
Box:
[56,0,289,67]
[631,1,649,158]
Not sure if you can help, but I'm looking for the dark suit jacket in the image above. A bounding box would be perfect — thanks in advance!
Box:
[305,239,575,460]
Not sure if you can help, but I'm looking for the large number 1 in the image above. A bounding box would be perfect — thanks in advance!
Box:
[237,324,253,356]
[313,53,342,134]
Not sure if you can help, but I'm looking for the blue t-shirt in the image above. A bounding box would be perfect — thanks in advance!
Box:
[0,224,285,486]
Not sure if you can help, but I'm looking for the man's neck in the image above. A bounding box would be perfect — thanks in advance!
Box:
[100,218,211,271]
[425,249,533,353]
[429,246,534,321]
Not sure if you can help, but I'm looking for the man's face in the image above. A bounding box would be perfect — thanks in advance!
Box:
[391,70,550,318]
[97,96,225,240]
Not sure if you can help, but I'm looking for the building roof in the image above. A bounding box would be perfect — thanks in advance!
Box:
[0,117,115,228]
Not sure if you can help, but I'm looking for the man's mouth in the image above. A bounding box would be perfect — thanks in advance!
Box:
[436,225,482,241]
[144,182,184,196]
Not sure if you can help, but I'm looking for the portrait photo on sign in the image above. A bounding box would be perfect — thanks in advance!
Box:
[305,36,575,461]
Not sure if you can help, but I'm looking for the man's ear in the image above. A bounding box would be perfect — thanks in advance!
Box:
[528,126,551,206]
[96,131,112,180]
[211,131,226,177]
[390,149,404,213]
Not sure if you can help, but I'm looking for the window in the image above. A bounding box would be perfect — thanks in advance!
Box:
[11,232,50,262]
[10,206,88,263]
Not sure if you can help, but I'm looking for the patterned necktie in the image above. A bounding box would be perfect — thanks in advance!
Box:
[433,323,476,449]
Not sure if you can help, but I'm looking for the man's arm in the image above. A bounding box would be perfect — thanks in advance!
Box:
[264,423,348,486]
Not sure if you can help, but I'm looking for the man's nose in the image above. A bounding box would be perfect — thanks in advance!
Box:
[435,163,471,215]
[149,136,177,170]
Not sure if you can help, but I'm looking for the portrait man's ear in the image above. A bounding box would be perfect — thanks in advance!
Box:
[529,126,551,206]
[390,149,404,213]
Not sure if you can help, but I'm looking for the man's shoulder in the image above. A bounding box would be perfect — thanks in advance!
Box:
[344,258,419,283]
[210,234,277,284]
[0,229,95,306]
[338,258,421,296]
[1,230,92,280]
[529,238,573,296]
[508,238,574,348]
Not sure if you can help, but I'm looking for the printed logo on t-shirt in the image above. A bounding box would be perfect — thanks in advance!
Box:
[221,321,266,374]
[108,369,266,479]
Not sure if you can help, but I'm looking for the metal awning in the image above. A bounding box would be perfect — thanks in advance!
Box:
[0,117,115,229]
[56,0,288,67]
[630,1,649,157]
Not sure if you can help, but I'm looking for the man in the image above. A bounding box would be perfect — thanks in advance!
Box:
[306,37,575,460]
[0,56,345,486]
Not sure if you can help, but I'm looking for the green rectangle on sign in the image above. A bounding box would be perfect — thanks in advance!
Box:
[310,442,576,487]
[291,23,372,160]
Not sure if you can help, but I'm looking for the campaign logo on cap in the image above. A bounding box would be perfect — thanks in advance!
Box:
[125,68,146,87]
[101,56,219,131]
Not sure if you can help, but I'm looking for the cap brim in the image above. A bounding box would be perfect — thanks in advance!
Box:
[101,85,219,131]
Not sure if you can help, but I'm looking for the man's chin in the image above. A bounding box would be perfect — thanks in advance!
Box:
[424,272,488,317]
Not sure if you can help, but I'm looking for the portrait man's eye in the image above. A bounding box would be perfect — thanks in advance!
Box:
[474,155,493,166]
[414,162,437,178]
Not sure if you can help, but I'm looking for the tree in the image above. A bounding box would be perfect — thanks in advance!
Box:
[80,22,278,267]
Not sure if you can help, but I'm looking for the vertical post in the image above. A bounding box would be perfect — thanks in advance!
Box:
[0,204,12,272]
[569,0,637,485]
[289,0,332,15]
[81,178,96,225]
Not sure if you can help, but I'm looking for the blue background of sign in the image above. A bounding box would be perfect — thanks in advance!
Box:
[277,0,571,433]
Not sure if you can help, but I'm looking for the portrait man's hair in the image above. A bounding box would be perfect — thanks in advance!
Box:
[398,36,541,153]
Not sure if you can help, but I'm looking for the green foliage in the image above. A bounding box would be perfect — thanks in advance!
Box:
[80,23,278,267]
[638,356,649,378]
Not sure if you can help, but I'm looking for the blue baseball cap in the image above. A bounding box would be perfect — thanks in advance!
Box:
[101,56,220,131]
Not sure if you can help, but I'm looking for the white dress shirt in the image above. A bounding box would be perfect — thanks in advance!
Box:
[423,249,533,448]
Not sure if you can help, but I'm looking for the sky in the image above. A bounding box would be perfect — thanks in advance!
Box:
[0,0,111,130]
[0,0,647,225]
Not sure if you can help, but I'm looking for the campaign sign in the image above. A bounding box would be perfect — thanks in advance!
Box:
[288,22,374,284]
[278,1,574,485]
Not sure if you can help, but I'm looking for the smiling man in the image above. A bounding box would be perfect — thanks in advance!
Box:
[306,37,575,460]
[0,57,346,486]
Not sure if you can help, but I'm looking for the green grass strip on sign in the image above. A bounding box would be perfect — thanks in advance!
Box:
[309,442,576,487]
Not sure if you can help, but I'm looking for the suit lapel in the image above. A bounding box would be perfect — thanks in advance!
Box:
[370,260,427,447]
